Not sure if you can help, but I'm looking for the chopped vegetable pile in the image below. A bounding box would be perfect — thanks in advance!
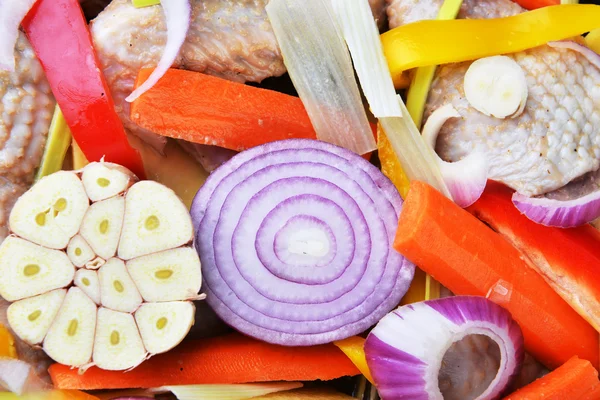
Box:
[1,0,600,399]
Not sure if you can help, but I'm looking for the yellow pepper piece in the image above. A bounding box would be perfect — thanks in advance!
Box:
[377,125,410,199]
[0,324,16,359]
[333,337,374,385]
[35,107,72,181]
[586,29,600,54]
[406,0,463,126]
[132,0,160,8]
[0,390,98,400]
[381,4,600,81]
[71,139,89,170]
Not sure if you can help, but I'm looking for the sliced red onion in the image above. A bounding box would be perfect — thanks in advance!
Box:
[191,139,414,346]
[512,189,600,228]
[365,296,524,400]
[125,0,190,102]
[422,104,488,208]
[0,0,38,72]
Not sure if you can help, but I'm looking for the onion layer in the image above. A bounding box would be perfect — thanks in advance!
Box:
[0,0,38,72]
[365,296,524,400]
[422,104,488,208]
[191,139,414,346]
[125,0,190,102]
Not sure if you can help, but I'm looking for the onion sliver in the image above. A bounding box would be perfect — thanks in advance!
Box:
[191,139,415,346]
[365,296,524,400]
[0,0,38,72]
[512,190,600,228]
[125,0,190,102]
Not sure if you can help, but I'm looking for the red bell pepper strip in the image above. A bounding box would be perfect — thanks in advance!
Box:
[513,0,559,10]
[467,181,600,334]
[22,0,145,178]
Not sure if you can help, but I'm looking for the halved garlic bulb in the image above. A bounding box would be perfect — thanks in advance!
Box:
[0,162,203,370]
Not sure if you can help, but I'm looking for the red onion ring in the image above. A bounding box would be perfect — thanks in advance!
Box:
[365,296,524,400]
[191,139,414,346]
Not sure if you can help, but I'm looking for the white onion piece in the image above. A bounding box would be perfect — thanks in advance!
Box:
[365,296,524,400]
[0,358,49,395]
[464,56,528,119]
[0,0,38,72]
[265,0,377,155]
[191,139,414,346]
[125,0,190,102]
[422,104,488,207]
[331,0,401,118]
[512,190,600,228]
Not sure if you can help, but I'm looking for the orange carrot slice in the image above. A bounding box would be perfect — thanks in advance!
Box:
[130,68,316,151]
[393,181,599,369]
[467,181,600,333]
[504,356,599,400]
[49,333,360,390]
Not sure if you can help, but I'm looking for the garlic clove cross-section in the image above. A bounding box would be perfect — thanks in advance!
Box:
[43,287,97,367]
[7,289,66,345]
[0,162,204,371]
[0,236,74,301]
[93,307,147,371]
[135,301,195,355]
[118,181,193,260]
[9,171,89,249]
[126,247,202,302]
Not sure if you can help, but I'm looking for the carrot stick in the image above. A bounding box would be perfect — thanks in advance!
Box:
[130,68,317,151]
[504,356,600,400]
[467,181,600,333]
[49,333,360,390]
[393,181,599,369]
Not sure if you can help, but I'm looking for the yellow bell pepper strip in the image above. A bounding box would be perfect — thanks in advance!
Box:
[381,4,600,83]
[0,325,16,359]
[22,0,146,179]
[377,125,410,199]
[586,29,600,54]
[71,139,89,170]
[132,0,160,7]
[406,0,463,127]
[333,337,374,385]
[35,107,72,181]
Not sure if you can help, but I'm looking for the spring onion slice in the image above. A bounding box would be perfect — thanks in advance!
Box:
[380,99,452,198]
[266,0,376,155]
[331,0,400,118]
[406,0,464,126]
[132,0,160,8]
[35,106,72,181]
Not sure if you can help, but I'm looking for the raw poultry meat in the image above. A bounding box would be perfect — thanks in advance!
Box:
[387,0,522,27]
[0,33,55,242]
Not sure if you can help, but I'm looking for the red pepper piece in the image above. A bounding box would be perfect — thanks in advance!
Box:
[22,0,146,178]
[513,0,559,10]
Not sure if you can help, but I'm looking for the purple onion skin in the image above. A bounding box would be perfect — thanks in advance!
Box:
[191,139,414,346]
[512,191,600,228]
[365,296,524,400]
